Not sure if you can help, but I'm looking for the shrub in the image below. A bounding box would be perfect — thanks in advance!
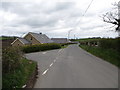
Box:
[2,47,23,73]
[2,58,37,88]
[2,47,37,88]
[116,37,120,52]
[99,38,120,51]
[22,43,61,53]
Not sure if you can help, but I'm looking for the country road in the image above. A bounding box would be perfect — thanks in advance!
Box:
[25,44,118,88]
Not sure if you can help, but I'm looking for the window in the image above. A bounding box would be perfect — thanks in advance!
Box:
[31,37,32,40]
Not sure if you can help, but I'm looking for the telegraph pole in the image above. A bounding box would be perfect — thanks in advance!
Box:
[68,29,73,40]
[74,34,76,39]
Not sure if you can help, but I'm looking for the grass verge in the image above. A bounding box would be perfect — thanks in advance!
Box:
[80,45,120,67]
[3,58,37,88]
[61,44,68,48]
[60,43,76,49]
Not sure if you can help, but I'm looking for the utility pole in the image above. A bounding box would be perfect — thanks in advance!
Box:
[68,29,73,40]
[74,34,76,39]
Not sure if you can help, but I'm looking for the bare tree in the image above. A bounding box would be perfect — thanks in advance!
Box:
[103,1,120,36]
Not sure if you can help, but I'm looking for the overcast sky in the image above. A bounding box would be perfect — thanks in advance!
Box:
[1,0,120,38]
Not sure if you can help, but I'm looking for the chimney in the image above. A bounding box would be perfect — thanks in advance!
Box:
[39,32,42,34]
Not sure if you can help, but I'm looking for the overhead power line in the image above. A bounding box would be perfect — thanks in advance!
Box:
[68,0,94,39]
[74,0,94,27]
[82,0,94,17]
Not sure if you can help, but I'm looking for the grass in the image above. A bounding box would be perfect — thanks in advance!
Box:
[0,36,16,40]
[2,58,37,88]
[80,45,120,67]
[61,45,68,48]
[61,44,70,49]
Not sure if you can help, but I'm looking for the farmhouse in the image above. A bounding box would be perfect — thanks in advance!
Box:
[51,38,70,44]
[11,32,54,46]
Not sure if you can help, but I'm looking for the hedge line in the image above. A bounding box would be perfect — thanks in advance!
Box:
[79,37,120,52]
[99,38,120,52]
[79,37,120,67]
[2,47,23,73]
[22,43,61,53]
[2,47,37,88]
[3,58,37,88]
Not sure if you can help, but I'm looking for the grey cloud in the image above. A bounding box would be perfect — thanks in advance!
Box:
[1,1,98,31]
[55,2,75,11]
[1,0,118,38]
[2,2,21,12]
[2,2,39,16]
[1,2,75,15]
[2,1,81,29]
[20,15,58,28]
[80,24,105,31]
[1,2,13,10]
[44,2,75,14]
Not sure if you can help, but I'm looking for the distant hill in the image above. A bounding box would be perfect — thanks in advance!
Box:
[0,36,18,40]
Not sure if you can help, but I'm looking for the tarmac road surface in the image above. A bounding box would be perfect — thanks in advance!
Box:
[25,44,118,88]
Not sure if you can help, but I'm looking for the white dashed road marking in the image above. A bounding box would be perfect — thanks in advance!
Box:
[41,49,63,76]
[43,52,47,54]
[42,69,49,75]
[49,63,53,67]
[58,49,62,52]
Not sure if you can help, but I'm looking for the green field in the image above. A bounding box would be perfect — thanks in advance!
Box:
[80,45,120,67]
[0,36,17,40]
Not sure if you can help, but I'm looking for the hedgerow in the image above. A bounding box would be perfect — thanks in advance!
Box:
[2,47,23,73]
[22,43,61,53]
[99,37,120,51]
[2,47,37,88]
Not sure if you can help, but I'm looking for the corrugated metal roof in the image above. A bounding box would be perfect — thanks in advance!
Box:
[29,32,54,43]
